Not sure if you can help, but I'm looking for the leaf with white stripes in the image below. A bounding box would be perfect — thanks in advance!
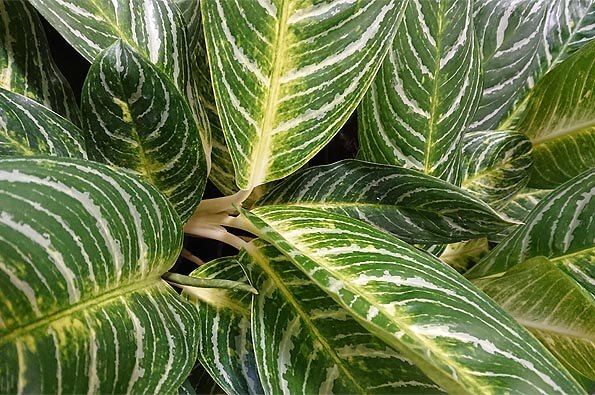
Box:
[0,0,81,124]
[241,205,584,394]
[516,40,595,188]
[182,257,263,395]
[0,88,87,159]
[241,240,440,394]
[358,0,481,184]
[257,160,512,245]
[174,0,202,53]
[500,0,595,129]
[474,256,595,388]
[0,156,197,394]
[469,0,547,131]
[203,0,407,189]
[461,130,533,207]
[466,169,594,296]
[81,41,206,222]
[500,188,551,223]
[439,238,490,274]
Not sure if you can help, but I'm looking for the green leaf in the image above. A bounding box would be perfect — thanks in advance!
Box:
[174,0,202,53]
[0,89,87,159]
[0,156,197,394]
[500,188,552,223]
[469,0,546,131]
[516,40,595,188]
[241,205,583,394]
[460,130,533,207]
[474,256,595,386]
[202,0,407,189]
[241,240,439,394]
[257,160,512,245]
[466,169,594,296]
[0,0,81,124]
[81,41,206,222]
[500,0,595,129]
[182,257,263,395]
[358,0,481,184]
[439,238,490,274]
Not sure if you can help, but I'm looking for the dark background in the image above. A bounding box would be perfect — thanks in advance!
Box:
[42,19,359,273]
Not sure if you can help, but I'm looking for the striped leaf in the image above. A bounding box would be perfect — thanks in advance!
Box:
[516,40,595,188]
[174,0,202,53]
[500,188,551,223]
[241,205,583,394]
[466,169,595,296]
[474,256,595,387]
[469,0,547,131]
[257,160,512,245]
[0,156,197,394]
[0,0,81,124]
[500,0,595,129]
[0,88,87,159]
[203,0,407,189]
[242,240,439,394]
[182,257,263,395]
[358,0,481,184]
[439,238,490,274]
[81,41,206,222]
[461,130,533,207]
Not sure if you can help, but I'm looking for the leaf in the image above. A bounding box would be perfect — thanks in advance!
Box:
[500,188,552,222]
[439,238,490,274]
[466,169,595,296]
[182,257,263,395]
[241,240,439,395]
[460,130,533,207]
[358,0,481,184]
[474,256,595,386]
[0,0,81,124]
[0,88,87,159]
[469,0,547,131]
[174,0,202,52]
[500,0,595,129]
[241,205,583,394]
[516,40,595,188]
[257,160,512,245]
[202,0,407,189]
[0,156,197,394]
[81,41,206,222]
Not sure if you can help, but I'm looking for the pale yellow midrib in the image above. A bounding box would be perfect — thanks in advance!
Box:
[530,119,595,145]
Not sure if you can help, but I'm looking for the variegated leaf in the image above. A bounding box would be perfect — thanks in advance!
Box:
[0,157,197,394]
[474,256,595,387]
[182,257,263,395]
[203,0,407,189]
[0,0,81,124]
[516,40,595,188]
[439,238,490,274]
[358,0,481,184]
[242,240,439,394]
[257,160,511,244]
[461,130,533,207]
[469,0,547,131]
[466,169,594,296]
[0,88,87,159]
[500,188,551,223]
[174,0,202,52]
[81,41,206,222]
[500,0,595,129]
[241,205,583,394]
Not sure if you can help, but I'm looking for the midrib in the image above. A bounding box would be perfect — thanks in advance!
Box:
[247,2,290,188]
[519,319,594,341]
[530,119,595,145]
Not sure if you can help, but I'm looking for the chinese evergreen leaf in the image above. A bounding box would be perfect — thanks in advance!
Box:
[500,0,595,129]
[439,238,490,274]
[500,188,551,222]
[469,0,546,131]
[241,240,439,394]
[358,0,481,184]
[257,160,511,245]
[466,169,595,296]
[178,379,197,395]
[516,40,595,188]
[202,0,407,189]
[81,41,206,222]
[174,0,202,52]
[0,88,87,159]
[461,130,533,207]
[0,157,197,394]
[182,257,263,395]
[0,0,81,124]
[241,205,583,394]
[474,256,595,387]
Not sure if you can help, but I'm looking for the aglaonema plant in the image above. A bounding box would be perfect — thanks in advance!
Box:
[0,0,593,394]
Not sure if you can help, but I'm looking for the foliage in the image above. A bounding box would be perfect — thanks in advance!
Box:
[0,0,593,394]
